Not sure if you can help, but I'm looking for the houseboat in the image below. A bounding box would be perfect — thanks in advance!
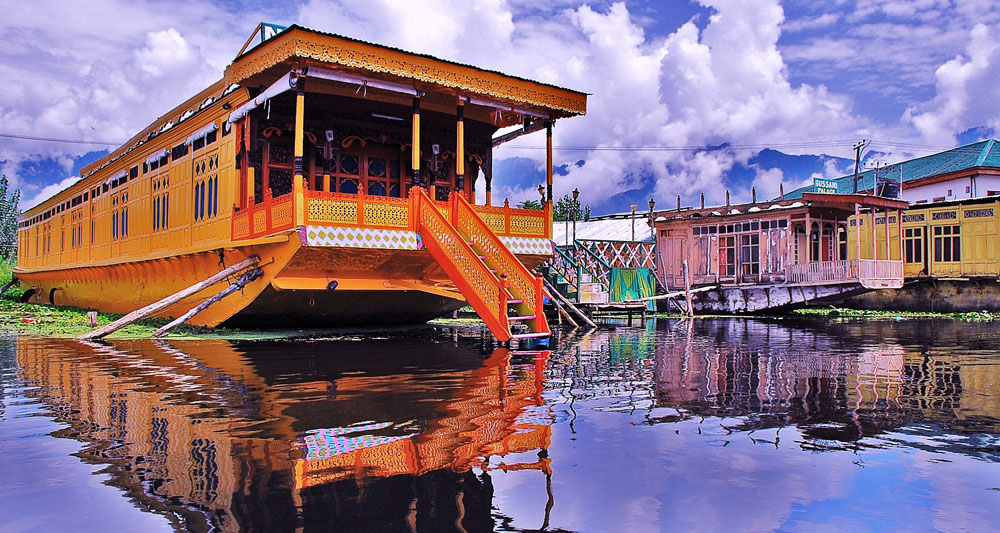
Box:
[650,191,908,312]
[14,24,587,341]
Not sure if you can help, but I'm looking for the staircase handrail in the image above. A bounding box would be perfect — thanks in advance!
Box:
[573,239,612,289]
[411,188,511,341]
[452,193,549,336]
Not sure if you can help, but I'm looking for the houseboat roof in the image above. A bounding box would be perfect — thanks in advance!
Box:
[651,193,908,224]
[785,139,1000,199]
[552,213,654,243]
[30,23,588,220]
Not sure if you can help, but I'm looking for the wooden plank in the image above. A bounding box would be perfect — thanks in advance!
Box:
[153,268,263,337]
[543,278,597,329]
[77,255,259,340]
[543,288,579,328]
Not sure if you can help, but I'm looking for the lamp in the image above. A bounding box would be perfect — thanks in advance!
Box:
[631,204,638,241]
[538,184,545,203]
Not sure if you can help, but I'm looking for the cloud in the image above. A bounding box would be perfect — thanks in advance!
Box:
[23,176,81,210]
[905,23,1000,145]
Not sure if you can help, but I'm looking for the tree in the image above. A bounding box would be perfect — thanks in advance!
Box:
[0,175,19,262]
[516,199,544,210]
[552,193,590,222]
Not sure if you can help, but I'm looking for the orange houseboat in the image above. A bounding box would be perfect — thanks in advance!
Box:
[14,24,587,341]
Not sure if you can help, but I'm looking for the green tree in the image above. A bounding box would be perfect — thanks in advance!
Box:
[552,193,590,222]
[0,175,19,262]
[516,199,544,210]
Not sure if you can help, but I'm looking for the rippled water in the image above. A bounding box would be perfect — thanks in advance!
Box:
[1,318,999,532]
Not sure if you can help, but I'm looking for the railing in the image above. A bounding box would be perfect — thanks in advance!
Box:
[784,259,903,288]
[549,246,580,290]
[232,189,295,240]
[234,182,552,243]
[572,240,613,291]
[577,239,656,269]
[452,194,548,336]
[412,188,511,341]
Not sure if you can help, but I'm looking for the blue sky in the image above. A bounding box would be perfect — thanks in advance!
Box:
[2,0,999,213]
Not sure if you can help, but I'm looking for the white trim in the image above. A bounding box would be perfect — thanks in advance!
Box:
[227,71,296,124]
[144,149,169,167]
[304,66,421,97]
[104,170,127,185]
[184,122,219,146]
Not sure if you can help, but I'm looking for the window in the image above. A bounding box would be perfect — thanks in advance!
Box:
[740,233,760,277]
[904,228,923,264]
[719,236,736,276]
[933,225,960,262]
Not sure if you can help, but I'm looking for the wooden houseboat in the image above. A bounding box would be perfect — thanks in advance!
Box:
[14,24,587,341]
[650,192,908,312]
[845,196,1000,312]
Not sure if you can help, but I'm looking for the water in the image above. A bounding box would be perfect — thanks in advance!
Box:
[1,318,999,532]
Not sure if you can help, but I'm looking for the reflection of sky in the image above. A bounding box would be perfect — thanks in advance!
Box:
[491,405,1000,532]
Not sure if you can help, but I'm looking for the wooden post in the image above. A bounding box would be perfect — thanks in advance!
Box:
[86,311,98,328]
[545,121,553,204]
[854,203,861,261]
[154,268,263,337]
[412,96,422,188]
[871,207,877,260]
[293,76,306,227]
[456,98,466,195]
[682,259,694,317]
[805,213,812,263]
[898,208,904,262]
[543,278,597,328]
[78,255,259,340]
[884,207,891,262]
[544,288,579,328]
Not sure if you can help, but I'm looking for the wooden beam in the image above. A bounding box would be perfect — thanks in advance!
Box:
[78,256,260,340]
[154,268,263,337]
[544,288,579,328]
[542,278,596,329]
[492,119,547,147]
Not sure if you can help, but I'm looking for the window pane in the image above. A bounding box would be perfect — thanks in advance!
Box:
[339,178,358,194]
[340,154,360,175]
[953,237,961,262]
[368,180,387,196]
[368,158,387,178]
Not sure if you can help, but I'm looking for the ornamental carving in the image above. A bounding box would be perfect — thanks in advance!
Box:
[225,33,587,116]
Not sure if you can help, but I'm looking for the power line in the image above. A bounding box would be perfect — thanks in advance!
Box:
[500,139,956,153]
[0,132,121,146]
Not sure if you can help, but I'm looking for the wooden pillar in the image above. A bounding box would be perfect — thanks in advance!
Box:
[871,207,877,260]
[804,213,811,262]
[293,76,306,227]
[884,207,891,261]
[546,121,553,220]
[898,208,904,262]
[247,167,256,206]
[854,203,861,261]
[411,96,421,188]
[455,99,466,195]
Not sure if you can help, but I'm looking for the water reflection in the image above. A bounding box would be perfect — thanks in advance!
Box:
[2,318,1000,531]
[7,337,553,531]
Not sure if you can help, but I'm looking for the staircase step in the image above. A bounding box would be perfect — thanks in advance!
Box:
[508,315,536,321]
[511,332,551,340]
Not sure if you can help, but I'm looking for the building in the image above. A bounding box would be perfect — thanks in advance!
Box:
[14,23,588,341]
[648,192,907,312]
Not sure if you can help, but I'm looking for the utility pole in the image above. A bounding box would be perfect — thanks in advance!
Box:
[853,139,868,194]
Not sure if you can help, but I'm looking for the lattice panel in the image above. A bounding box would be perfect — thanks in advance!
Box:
[305,226,422,250]
[579,240,656,269]
[509,214,546,237]
[476,211,506,234]
[271,197,294,228]
[253,210,267,234]
[547,250,579,289]
[363,201,409,228]
[233,213,250,239]
[308,197,359,225]
[456,201,537,308]
[421,203,502,315]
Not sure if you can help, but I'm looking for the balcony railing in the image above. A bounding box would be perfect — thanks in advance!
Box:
[232,187,552,241]
[785,259,903,289]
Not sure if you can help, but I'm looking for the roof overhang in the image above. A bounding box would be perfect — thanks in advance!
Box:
[801,192,909,210]
[224,25,587,118]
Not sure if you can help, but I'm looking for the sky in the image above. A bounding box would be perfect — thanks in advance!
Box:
[2,0,1000,213]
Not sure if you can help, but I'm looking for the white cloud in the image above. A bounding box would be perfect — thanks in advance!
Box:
[23,176,81,210]
[906,23,1000,145]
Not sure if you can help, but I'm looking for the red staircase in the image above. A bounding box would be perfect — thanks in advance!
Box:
[412,189,550,343]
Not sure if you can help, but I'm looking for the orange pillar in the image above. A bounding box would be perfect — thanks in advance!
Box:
[546,121,554,232]
[293,76,306,227]
[456,98,466,197]
[411,96,421,189]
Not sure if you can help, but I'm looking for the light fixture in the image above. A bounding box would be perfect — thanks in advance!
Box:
[648,198,656,211]
[538,184,545,199]
[572,188,579,200]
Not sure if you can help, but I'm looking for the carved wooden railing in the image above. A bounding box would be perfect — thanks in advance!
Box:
[411,188,512,341]
[305,190,410,229]
[577,239,656,269]
[470,203,550,239]
[232,189,295,240]
[858,259,904,289]
[452,193,549,337]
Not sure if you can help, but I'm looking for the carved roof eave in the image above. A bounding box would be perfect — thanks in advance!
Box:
[224,27,588,118]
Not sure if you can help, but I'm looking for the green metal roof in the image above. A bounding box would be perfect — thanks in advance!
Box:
[782,139,1000,200]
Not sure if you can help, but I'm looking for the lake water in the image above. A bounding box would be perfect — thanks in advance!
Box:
[1,318,999,532]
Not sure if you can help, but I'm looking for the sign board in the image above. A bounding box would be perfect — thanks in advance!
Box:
[814,178,838,194]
